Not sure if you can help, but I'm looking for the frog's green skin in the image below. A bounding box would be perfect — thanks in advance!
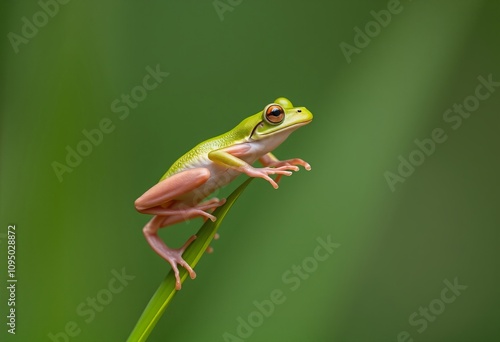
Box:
[135,97,313,290]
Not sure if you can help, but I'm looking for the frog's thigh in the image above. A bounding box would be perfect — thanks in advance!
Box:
[135,168,210,211]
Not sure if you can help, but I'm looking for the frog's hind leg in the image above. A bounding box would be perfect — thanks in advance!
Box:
[142,214,198,291]
[156,198,226,227]
[143,198,226,290]
[156,200,226,255]
[136,168,211,290]
[135,168,230,290]
[135,168,211,213]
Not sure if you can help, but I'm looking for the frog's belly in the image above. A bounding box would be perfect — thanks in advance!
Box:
[174,160,244,205]
[204,165,240,193]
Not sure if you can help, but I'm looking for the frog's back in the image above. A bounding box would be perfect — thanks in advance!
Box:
[160,129,246,181]
[159,113,261,181]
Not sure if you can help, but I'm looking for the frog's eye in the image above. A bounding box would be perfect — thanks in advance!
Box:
[263,104,285,125]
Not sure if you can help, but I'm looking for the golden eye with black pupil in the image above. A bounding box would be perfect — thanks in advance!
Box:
[263,104,285,125]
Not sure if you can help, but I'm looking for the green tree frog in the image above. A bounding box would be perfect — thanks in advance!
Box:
[135,97,313,290]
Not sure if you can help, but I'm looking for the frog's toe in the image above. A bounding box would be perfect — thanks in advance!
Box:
[205,233,220,254]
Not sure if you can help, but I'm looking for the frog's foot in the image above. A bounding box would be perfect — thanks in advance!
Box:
[169,198,226,226]
[150,233,197,290]
[163,235,197,290]
[205,233,220,254]
[143,216,197,290]
[199,197,225,207]
[268,158,311,171]
[196,198,226,222]
[197,198,226,213]
[264,158,311,183]
[150,198,226,230]
[258,154,311,184]
[240,165,297,189]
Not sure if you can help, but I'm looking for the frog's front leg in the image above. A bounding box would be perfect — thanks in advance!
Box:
[135,168,225,290]
[208,144,299,189]
[259,152,311,170]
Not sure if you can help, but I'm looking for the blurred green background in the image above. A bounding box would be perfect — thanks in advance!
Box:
[1,0,499,341]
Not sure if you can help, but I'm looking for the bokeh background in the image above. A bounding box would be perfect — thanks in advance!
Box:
[1,1,499,341]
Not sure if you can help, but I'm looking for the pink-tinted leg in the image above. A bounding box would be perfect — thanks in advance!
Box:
[136,169,230,289]
[143,198,226,289]
[135,168,211,212]
[259,153,311,184]
[152,198,226,226]
[143,215,198,290]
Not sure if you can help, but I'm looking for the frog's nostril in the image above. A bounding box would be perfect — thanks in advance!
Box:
[297,109,302,112]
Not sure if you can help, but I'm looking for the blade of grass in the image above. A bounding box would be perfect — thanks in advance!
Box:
[127,178,253,342]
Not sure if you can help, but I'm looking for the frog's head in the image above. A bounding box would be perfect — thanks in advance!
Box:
[251,97,313,139]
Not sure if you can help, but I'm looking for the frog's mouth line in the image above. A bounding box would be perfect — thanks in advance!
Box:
[259,120,312,136]
[249,120,311,140]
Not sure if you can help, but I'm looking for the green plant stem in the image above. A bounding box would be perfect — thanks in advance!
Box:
[127,178,253,342]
